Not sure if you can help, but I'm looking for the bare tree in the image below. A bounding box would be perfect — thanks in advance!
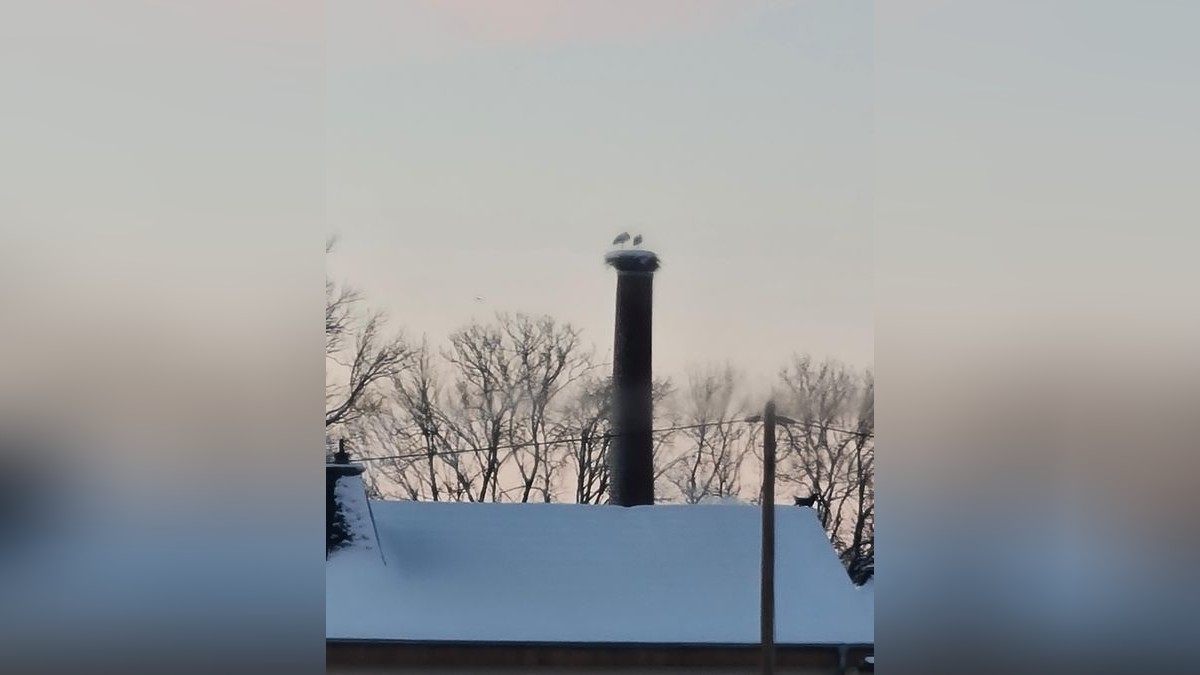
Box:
[664,364,751,504]
[777,355,874,584]
[361,315,596,503]
[500,314,595,503]
[648,377,680,490]
[357,339,468,501]
[553,375,674,504]
[325,238,416,432]
[553,376,613,504]
[844,369,874,583]
[393,341,453,500]
[437,321,516,502]
[325,237,358,357]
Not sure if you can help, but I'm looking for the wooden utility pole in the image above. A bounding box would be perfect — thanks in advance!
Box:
[761,400,777,675]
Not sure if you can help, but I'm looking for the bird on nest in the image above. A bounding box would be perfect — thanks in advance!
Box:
[612,232,644,247]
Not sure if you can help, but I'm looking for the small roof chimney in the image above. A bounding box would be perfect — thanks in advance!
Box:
[333,438,351,464]
[327,440,368,557]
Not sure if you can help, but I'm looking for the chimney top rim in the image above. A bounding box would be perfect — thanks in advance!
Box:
[604,248,661,273]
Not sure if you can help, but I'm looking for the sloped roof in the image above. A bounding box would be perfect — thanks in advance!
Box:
[326,474,873,646]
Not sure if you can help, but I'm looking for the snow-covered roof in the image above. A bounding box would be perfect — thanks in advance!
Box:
[326,475,873,646]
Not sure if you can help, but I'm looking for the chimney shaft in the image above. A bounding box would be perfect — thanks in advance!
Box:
[605,249,660,506]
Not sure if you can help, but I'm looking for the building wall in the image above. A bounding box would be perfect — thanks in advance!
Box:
[333,662,868,667]
[327,644,874,675]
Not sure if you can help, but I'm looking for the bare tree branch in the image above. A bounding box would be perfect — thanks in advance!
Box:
[325,241,415,432]
[665,364,750,504]
[777,355,875,583]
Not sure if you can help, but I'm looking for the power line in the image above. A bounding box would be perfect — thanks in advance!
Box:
[343,418,873,465]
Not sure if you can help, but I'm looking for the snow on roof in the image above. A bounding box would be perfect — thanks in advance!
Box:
[856,576,874,612]
[327,500,873,645]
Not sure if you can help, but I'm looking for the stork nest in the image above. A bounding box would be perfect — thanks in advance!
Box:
[604,248,661,273]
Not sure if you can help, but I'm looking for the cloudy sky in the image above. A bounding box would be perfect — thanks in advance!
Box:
[326,0,872,384]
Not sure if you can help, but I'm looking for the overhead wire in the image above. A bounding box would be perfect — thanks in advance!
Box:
[345,418,873,464]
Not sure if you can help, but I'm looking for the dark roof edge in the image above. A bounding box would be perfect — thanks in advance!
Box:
[327,638,873,650]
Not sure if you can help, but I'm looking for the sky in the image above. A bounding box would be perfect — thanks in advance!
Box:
[326,0,873,386]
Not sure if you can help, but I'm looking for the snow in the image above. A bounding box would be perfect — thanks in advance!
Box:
[604,248,659,264]
[327,500,873,645]
[853,576,875,618]
[605,248,658,259]
[332,472,379,557]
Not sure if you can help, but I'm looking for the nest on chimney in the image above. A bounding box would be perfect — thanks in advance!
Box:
[604,248,660,273]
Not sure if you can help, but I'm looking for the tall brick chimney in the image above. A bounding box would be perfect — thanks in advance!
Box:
[604,245,660,506]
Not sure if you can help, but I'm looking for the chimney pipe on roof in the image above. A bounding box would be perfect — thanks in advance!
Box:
[333,438,350,464]
[327,440,365,556]
[604,245,660,507]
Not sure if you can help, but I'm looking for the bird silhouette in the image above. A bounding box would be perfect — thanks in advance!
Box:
[632,234,643,246]
[794,494,818,508]
[612,232,630,247]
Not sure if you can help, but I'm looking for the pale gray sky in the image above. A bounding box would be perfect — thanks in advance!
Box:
[327,0,872,384]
